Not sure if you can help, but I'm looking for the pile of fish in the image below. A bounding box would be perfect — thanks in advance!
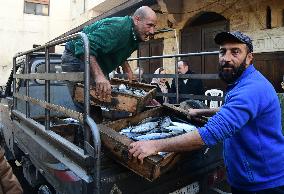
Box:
[119,116,197,141]
[112,84,147,97]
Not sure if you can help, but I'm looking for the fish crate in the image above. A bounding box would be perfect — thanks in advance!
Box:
[73,78,156,114]
[98,104,207,181]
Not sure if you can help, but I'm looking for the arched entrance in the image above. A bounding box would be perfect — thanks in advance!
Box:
[180,12,229,91]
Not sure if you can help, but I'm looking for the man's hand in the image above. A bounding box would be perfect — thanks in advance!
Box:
[95,75,111,101]
[89,55,111,101]
[129,140,158,164]
[122,62,134,81]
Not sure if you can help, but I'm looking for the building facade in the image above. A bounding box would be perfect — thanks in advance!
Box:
[0,0,72,85]
[1,0,283,92]
[141,0,284,91]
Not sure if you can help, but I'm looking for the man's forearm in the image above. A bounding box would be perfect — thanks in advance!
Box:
[193,108,220,117]
[90,55,105,78]
[154,130,205,153]
[122,62,133,80]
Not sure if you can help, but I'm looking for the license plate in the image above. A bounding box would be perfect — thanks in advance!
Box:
[170,182,199,194]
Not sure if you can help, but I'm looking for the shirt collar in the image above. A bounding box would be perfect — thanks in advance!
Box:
[130,17,138,41]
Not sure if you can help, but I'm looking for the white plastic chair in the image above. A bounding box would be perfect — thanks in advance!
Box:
[205,89,223,108]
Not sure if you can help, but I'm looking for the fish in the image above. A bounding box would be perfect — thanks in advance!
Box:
[63,118,79,123]
[132,132,173,141]
[158,152,169,157]
[112,84,147,97]
[120,132,141,139]
[159,116,172,128]
[130,121,159,133]
[118,84,127,91]
[165,126,186,134]
[120,127,132,133]
[171,122,197,132]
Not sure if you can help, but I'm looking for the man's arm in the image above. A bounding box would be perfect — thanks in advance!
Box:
[122,62,134,81]
[129,130,204,164]
[187,108,220,117]
[90,55,111,101]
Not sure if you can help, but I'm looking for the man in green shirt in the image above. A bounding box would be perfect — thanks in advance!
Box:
[62,6,157,101]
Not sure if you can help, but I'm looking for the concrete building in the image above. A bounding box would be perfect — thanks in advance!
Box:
[0,0,72,85]
[0,0,135,86]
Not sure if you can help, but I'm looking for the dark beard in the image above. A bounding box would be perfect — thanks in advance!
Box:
[218,59,247,84]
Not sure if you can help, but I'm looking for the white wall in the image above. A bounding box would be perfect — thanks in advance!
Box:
[0,0,71,85]
[70,0,128,28]
[0,0,129,85]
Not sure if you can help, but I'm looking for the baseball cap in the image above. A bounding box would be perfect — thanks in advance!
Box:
[214,31,253,52]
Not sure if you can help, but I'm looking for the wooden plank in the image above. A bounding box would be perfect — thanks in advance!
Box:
[74,86,139,112]
[14,93,84,123]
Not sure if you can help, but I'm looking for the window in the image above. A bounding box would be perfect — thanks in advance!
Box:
[266,6,271,29]
[24,0,49,16]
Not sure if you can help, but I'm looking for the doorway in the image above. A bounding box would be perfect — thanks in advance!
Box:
[181,12,229,91]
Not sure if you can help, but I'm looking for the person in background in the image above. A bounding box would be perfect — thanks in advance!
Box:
[170,61,204,103]
[134,67,146,83]
[151,67,170,104]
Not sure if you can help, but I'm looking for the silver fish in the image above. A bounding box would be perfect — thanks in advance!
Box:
[120,132,141,139]
[112,85,147,97]
[120,127,132,133]
[160,116,172,128]
[133,90,145,97]
[171,122,197,132]
[130,122,159,133]
[158,152,169,157]
[133,132,173,141]
[165,126,186,134]
[118,84,127,91]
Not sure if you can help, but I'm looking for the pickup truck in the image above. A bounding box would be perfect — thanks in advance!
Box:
[0,42,226,194]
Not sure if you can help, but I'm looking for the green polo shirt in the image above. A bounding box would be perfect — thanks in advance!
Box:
[66,16,139,75]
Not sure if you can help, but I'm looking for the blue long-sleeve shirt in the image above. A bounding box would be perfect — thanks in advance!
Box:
[198,65,284,191]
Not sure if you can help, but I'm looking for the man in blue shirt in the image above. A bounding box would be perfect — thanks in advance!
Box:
[129,31,284,193]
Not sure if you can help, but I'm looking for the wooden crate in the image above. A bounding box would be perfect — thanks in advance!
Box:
[98,104,207,181]
[74,78,156,114]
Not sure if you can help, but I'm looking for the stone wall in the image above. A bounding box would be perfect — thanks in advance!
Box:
[152,0,284,73]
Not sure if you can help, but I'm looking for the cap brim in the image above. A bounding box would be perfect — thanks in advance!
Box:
[214,32,245,45]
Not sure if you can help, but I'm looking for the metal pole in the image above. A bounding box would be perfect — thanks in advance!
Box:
[127,51,219,61]
[45,47,50,130]
[13,57,17,109]
[175,57,179,104]
[25,55,30,118]
[81,32,91,144]
[86,116,101,194]
[80,32,101,194]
